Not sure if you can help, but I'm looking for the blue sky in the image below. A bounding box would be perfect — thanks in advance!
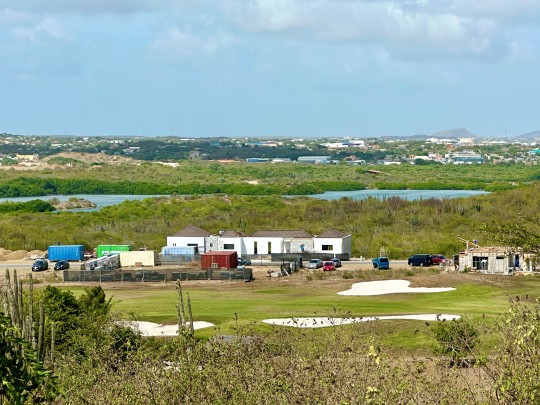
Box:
[1,0,539,138]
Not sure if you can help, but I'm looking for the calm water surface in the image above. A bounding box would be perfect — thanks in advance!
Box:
[0,190,489,212]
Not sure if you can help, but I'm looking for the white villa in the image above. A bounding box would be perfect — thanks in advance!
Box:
[167,226,352,257]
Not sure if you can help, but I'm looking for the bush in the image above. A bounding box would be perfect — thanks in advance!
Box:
[431,317,478,366]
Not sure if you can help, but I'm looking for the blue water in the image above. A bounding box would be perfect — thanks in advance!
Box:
[0,190,489,212]
[307,189,489,201]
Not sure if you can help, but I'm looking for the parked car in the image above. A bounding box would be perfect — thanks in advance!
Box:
[431,255,448,265]
[54,260,70,270]
[407,254,433,267]
[323,261,336,271]
[32,259,49,272]
[372,257,390,269]
[238,257,252,266]
[330,258,342,268]
[307,259,323,269]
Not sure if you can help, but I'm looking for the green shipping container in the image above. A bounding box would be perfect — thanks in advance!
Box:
[97,244,132,258]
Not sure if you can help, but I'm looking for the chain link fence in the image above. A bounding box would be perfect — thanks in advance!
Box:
[62,267,253,283]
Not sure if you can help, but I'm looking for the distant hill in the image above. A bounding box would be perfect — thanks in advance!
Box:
[515,130,540,141]
[431,128,476,138]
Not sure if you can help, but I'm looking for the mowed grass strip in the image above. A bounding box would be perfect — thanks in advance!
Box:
[65,272,540,327]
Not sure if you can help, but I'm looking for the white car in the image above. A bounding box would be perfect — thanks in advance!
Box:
[307,259,323,269]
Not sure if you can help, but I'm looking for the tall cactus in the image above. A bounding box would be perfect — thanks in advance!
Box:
[176,280,193,336]
[0,269,50,360]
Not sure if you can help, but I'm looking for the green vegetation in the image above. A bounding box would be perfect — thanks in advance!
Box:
[1,182,539,258]
[0,161,538,199]
[0,200,54,213]
[5,270,540,403]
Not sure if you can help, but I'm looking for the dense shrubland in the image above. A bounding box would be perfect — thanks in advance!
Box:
[0,182,539,258]
[0,161,537,196]
[4,273,540,404]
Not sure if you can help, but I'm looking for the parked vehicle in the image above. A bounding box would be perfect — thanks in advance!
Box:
[372,257,390,269]
[32,259,49,272]
[54,260,70,270]
[431,255,448,264]
[307,259,323,269]
[407,254,433,267]
[323,261,336,271]
[238,257,252,266]
[330,258,342,268]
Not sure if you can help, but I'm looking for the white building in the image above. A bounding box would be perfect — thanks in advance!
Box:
[166,226,351,257]
[459,247,514,274]
[166,225,211,254]
[313,229,352,257]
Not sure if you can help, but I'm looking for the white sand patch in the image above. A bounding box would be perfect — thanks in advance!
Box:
[121,321,215,336]
[263,314,461,328]
[338,280,455,296]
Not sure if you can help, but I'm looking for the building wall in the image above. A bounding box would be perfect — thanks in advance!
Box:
[461,250,513,274]
[166,236,206,254]
[242,237,284,255]
[218,237,246,255]
[167,233,351,257]
[313,236,351,255]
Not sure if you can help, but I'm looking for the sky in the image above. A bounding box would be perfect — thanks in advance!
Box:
[1,0,539,138]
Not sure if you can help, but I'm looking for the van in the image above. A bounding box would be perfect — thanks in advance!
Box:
[407,254,433,267]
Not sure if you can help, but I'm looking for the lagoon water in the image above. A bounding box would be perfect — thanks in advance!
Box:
[0,190,489,212]
[308,189,489,201]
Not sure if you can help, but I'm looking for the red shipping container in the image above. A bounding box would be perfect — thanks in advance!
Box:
[201,251,238,269]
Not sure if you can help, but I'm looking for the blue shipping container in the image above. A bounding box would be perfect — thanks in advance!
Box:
[48,245,85,261]
[161,246,197,256]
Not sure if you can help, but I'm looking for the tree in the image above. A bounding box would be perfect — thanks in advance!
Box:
[78,286,112,317]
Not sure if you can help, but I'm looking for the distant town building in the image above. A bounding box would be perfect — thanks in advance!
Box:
[450,151,484,164]
[297,156,331,164]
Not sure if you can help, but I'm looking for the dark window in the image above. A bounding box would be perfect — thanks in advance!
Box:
[223,244,234,250]
[472,256,488,270]
[322,245,333,251]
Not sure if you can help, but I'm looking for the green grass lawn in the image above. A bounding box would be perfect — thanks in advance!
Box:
[64,271,540,354]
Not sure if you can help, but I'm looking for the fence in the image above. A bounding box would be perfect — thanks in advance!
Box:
[62,267,253,283]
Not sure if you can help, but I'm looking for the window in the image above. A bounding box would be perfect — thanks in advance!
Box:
[472,256,488,270]
[268,242,272,254]
[321,245,333,251]
[223,244,234,250]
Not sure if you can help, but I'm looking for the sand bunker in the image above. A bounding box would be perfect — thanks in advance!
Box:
[263,314,461,328]
[338,279,455,296]
[123,321,215,336]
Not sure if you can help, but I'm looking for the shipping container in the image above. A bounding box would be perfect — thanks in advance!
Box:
[84,254,121,271]
[48,245,85,261]
[161,246,198,256]
[201,251,238,269]
[119,251,157,267]
[97,244,132,258]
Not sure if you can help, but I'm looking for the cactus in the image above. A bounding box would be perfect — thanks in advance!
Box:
[0,270,51,362]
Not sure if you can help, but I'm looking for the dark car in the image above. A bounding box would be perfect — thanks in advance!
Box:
[32,259,49,272]
[330,258,342,268]
[54,260,70,270]
[431,255,448,265]
[238,257,252,266]
[407,254,433,267]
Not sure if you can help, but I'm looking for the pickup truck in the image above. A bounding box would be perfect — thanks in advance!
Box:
[372,257,390,270]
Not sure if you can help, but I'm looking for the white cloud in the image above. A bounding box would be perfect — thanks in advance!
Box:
[222,0,537,61]
[11,17,72,42]
[0,0,187,15]
[148,28,234,60]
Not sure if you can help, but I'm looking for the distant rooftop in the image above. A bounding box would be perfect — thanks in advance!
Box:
[250,230,312,238]
[171,225,212,237]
